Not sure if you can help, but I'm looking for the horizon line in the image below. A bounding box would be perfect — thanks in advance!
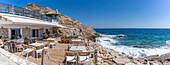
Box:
[93,27,170,29]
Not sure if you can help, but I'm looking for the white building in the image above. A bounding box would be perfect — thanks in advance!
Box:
[0,2,63,39]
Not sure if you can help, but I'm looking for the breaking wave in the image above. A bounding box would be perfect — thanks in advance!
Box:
[96,34,170,59]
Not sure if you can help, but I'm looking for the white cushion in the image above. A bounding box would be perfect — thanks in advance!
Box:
[36,49,43,53]
[79,56,90,62]
[24,49,33,52]
[66,56,77,62]
[16,45,23,47]
[50,42,55,45]
[16,45,24,48]
[44,47,49,49]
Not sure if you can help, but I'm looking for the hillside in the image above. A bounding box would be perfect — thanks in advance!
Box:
[23,3,99,41]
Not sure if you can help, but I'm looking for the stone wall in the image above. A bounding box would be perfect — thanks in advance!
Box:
[49,28,53,34]
[22,28,31,39]
[0,28,8,39]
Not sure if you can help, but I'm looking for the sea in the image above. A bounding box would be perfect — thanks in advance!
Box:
[94,28,170,59]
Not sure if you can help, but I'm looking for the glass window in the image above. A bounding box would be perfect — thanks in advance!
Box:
[32,29,39,37]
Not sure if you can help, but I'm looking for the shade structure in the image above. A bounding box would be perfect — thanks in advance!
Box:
[1,16,64,27]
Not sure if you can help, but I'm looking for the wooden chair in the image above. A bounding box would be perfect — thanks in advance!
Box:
[43,41,50,54]
[35,45,45,60]
[55,37,61,42]
[65,37,71,43]
[78,52,91,65]
[61,37,66,43]
[21,45,33,59]
[36,41,44,43]
[48,40,55,48]
[65,52,78,65]
[35,37,40,41]
[43,39,48,41]
[72,43,79,46]
[48,40,55,42]
[15,42,24,53]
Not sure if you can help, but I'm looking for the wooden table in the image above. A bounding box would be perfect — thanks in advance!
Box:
[69,46,87,52]
[29,43,44,46]
[71,39,81,42]
[47,38,55,41]
[6,40,17,52]
[29,43,44,58]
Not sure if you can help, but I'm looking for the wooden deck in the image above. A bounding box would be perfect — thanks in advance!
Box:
[13,43,69,65]
[10,42,93,65]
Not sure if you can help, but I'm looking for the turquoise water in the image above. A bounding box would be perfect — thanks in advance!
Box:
[94,28,170,48]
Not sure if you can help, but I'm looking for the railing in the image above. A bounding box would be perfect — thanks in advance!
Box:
[0,2,52,22]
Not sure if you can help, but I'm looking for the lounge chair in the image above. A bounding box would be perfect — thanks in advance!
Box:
[78,52,91,65]
[65,52,78,65]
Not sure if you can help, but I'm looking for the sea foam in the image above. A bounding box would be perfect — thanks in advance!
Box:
[96,34,170,59]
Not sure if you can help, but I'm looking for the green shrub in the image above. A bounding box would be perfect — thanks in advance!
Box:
[12,35,17,39]
[27,3,33,6]
[24,37,29,40]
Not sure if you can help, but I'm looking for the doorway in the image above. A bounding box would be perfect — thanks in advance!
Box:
[32,29,39,37]
[11,28,21,39]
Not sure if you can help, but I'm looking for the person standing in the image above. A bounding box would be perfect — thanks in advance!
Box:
[73,29,76,36]
[80,29,82,35]
[0,36,4,47]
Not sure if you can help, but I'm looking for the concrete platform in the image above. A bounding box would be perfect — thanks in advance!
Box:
[0,53,17,65]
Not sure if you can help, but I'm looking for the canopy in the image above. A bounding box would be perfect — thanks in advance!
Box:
[2,16,64,27]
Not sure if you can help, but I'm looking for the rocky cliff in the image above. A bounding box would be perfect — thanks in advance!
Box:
[23,3,99,41]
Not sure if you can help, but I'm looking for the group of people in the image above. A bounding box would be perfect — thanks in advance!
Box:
[0,34,24,48]
[73,29,83,36]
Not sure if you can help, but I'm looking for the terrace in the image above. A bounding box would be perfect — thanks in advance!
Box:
[0,36,94,65]
[0,2,54,22]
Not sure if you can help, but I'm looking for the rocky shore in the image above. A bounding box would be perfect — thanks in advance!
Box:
[87,40,170,65]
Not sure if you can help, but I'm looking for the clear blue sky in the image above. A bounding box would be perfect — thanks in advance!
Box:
[1,0,170,28]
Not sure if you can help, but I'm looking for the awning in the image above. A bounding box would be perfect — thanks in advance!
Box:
[2,16,64,27]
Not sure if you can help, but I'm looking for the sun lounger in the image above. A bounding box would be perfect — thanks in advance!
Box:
[65,52,78,65]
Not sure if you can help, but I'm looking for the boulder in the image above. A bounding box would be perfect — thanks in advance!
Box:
[149,61,163,65]
[112,58,131,64]
[125,62,136,65]
[164,61,170,65]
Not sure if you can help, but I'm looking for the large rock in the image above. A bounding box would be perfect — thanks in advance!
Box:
[23,3,99,41]
[112,58,131,65]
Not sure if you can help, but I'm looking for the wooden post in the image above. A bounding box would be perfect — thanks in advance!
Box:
[41,49,45,65]
[94,50,98,65]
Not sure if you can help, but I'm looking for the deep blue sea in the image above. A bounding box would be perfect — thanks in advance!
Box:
[94,28,170,58]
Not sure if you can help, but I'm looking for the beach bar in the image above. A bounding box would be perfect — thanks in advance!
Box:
[0,2,63,39]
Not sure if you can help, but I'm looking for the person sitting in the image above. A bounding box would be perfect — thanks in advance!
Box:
[16,35,24,46]
[43,33,48,39]
[0,36,4,47]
